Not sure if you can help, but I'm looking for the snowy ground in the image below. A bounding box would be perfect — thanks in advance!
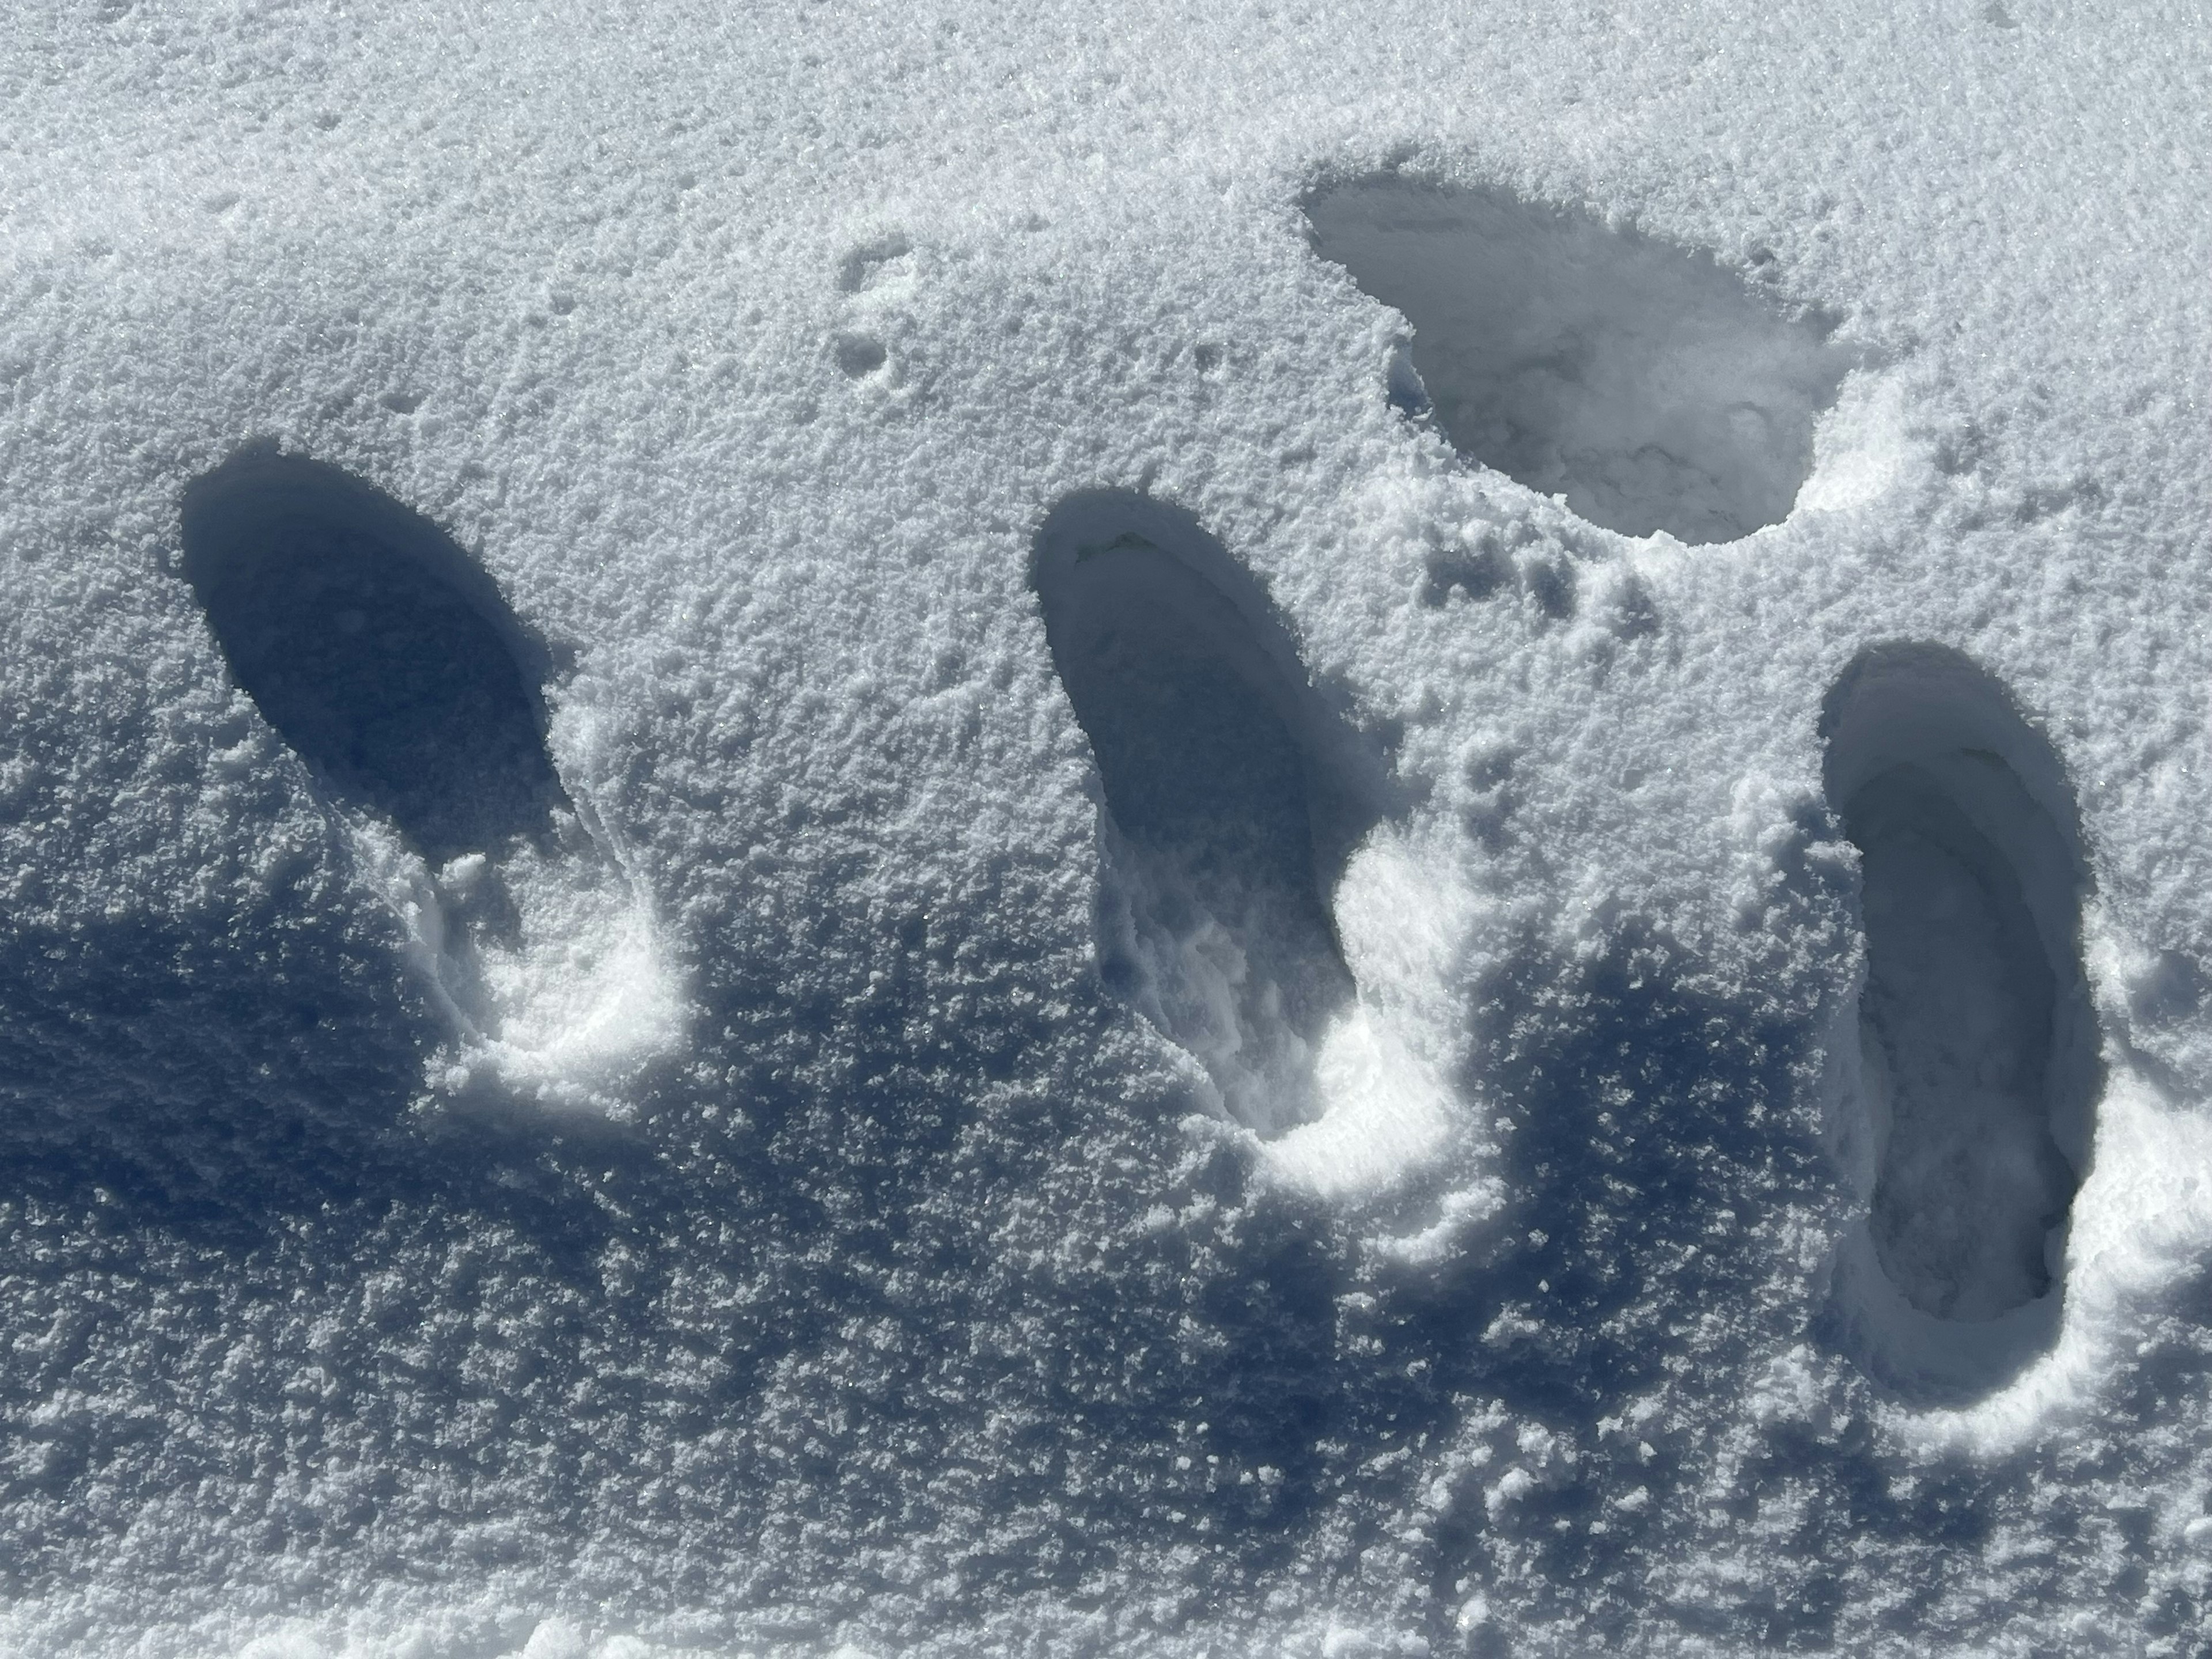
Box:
[3,2,2210,1654]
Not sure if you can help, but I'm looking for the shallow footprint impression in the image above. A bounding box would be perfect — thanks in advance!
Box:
[1032,493,1401,1146]
[1306,179,1853,544]
[1821,643,2100,1400]
[182,449,679,1109]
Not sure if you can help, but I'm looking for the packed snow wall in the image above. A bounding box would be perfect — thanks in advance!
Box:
[3,2,2211,1657]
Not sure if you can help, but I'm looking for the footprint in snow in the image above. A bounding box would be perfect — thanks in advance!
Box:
[1033,491,1457,1192]
[1820,641,2099,1400]
[181,448,678,1111]
[1306,177,1854,546]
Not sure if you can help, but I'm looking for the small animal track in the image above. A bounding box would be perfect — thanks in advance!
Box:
[835,334,888,378]
[1032,491,1386,1137]
[1821,642,2099,1397]
[836,233,912,295]
[1419,541,1508,608]
[1306,179,1853,545]
[1419,527,1603,632]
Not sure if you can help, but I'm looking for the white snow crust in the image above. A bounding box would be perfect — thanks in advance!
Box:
[1,1,2209,1655]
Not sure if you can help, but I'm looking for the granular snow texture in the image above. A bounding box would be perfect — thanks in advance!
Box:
[2,2,2211,1656]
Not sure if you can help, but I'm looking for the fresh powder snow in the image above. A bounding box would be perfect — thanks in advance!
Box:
[1,2,2209,1656]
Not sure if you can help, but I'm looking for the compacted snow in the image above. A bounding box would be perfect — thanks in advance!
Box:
[2,2,2210,1654]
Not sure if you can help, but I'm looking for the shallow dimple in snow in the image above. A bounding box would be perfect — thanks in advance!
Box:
[1306,179,1854,544]
[835,334,889,378]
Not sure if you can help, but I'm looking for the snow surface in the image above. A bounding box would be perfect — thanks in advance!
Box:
[2,1,2210,1654]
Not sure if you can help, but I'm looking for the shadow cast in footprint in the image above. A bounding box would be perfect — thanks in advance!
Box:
[1032,491,1395,1143]
[1817,642,2100,1402]
[1304,179,1854,545]
[182,448,679,1111]
[183,449,569,867]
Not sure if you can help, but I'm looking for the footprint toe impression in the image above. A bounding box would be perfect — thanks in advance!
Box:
[183,449,678,1108]
[1033,493,1385,1139]
[1821,643,2099,1397]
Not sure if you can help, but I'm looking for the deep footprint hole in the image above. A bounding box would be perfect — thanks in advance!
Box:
[1821,642,2100,1396]
[181,449,568,868]
[1032,491,1389,1138]
[1306,179,1855,545]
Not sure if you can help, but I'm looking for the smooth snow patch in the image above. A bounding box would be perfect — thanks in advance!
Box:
[183,448,680,1112]
[1306,179,1853,544]
[1820,642,2099,1400]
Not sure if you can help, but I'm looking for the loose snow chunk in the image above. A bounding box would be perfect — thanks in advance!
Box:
[1032,491,1393,1142]
[1820,642,2099,1400]
[1305,179,1853,544]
